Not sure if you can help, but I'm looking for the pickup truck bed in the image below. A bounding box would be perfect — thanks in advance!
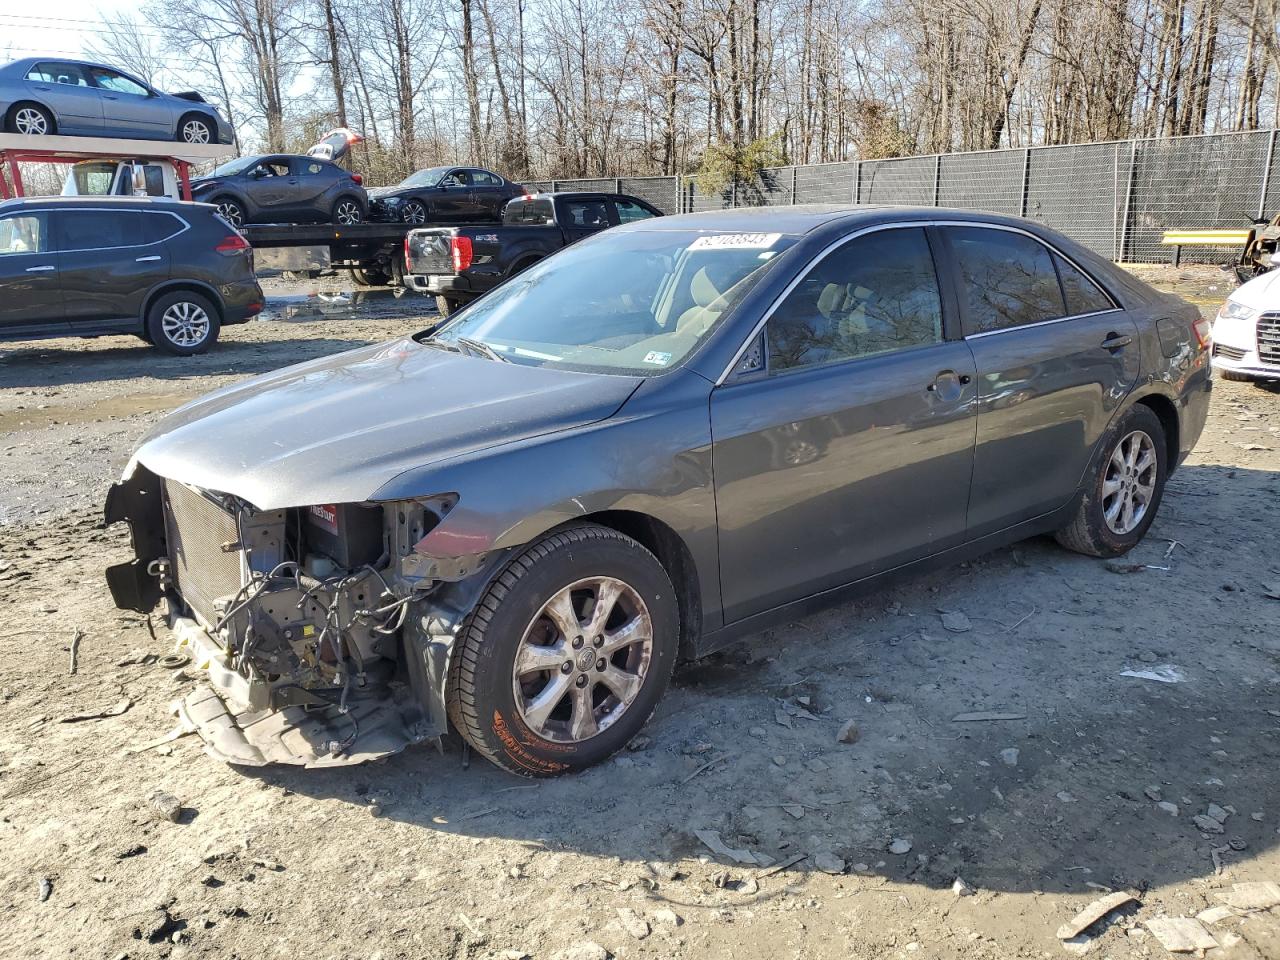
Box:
[403,192,661,315]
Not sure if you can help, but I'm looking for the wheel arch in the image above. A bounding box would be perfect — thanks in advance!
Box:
[1130,390,1181,476]
[175,110,216,138]
[141,280,224,324]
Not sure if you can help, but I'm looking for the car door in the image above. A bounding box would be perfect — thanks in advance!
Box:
[290,158,336,220]
[22,62,103,134]
[85,66,165,138]
[559,197,613,244]
[436,169,475,222]
[940,224,1140,536]
[54,209,168,325]
[709,225,978,624]
[0,211,65,334]
[241,158,295,222]
[467,169,506,219]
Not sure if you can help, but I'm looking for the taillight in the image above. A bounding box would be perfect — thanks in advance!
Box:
[1192,316,1212,349]
[404,234,412,271]
[351,173,363,185]
[215,234,251,256]
[451,236,473,272]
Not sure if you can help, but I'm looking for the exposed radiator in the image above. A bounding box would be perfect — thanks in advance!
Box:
[163,479,244,627]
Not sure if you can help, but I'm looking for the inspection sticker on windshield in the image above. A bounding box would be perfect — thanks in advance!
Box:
[643,351,673,366]
[690,232,781,250]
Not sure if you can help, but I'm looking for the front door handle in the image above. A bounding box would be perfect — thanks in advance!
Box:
[26,265,56,273]
[1101,332,1133,350]
[103,95,119,101]
[927,369,972,399]
[136,255,162,263]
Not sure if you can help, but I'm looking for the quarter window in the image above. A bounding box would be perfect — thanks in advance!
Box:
[298,161,325,176]
[614,199,655,223]
[949,226,1065,333]
[1054,254,1115,315]
[0,215,47,255]
[767,227,944,372]
[55,210,140,250]
[140,212,183,243]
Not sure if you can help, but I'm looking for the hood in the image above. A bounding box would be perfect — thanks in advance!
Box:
[367,186,408,201]
[1230,267,1280,311]
[132,338,642,509]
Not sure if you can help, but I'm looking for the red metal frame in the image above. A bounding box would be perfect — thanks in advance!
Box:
[0,149,193,201]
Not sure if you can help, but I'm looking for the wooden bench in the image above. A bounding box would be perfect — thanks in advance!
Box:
[1160,229,1251,267]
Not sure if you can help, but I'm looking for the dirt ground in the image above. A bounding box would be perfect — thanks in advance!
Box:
[1,267,1278,960]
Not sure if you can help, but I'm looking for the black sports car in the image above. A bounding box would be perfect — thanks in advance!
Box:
[190,154,368,227]
[368,166,525,224]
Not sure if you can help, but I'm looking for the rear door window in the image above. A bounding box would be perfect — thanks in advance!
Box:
[767,227,944,372]
[469,169,501,186]
[948,226,1066,334]
[1054,254,1116,315]
[613,199,656,223]
[27,62,89,86]
[0,214,49,255]
[55,210,141,250]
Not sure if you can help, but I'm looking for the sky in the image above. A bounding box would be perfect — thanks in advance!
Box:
[1,7,153,66]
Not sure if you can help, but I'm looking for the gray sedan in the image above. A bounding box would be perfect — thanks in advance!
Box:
[104,206,1212,774]
[0,57,234,144]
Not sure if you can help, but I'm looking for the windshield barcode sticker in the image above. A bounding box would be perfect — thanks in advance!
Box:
[643,351,673,366]
[690,232,782,250]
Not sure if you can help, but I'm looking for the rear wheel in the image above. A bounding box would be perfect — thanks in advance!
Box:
[349,264,391,286]
[434,295,463,317]
[446,524,679,776]
[1055,405,1167,558]
[333,197,364,225]
[146,291,220,356]
[178,115,214,144]
[212,196,246,228]
[7,103,54,136]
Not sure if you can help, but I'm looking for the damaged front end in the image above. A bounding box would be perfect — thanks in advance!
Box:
[105,463,500,767]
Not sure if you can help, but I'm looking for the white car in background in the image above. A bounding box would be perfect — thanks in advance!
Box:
[1212,261,1280,381]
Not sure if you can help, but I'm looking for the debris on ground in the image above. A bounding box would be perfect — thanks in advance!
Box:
[60,696,133,723]
[550,942,610,960]
[1157,801,1180,816]
[1195,906,1237,926]
[1193,814,1225,834]
[1215,881,1280,910]
[814,852,845,874]
[694,829,766,866]
[837,720,860,744]
[1056,891,1139,940]
[1119,665,1186,683]
[888,838,912,855]
[653,908,683,928]
[68,628,82,675]
[1144,917,1218,952]
[999,748,1019,766]
[939,610,972,633]
[951,711,1027,722]
[616,907,650,940]
[37,877,52,902]
[952,877,976,897]
[146,791,183,823]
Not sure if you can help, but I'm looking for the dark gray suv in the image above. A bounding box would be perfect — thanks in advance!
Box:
[190,154,367,227]
[0,196,263,354]
[105,206,1212,773]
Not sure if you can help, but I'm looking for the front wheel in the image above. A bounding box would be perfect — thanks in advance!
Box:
[146,291,220,356]
[401,199,429,224]
[178,116,214,144]
[446,524,679,776]
[1055,405,1167,557]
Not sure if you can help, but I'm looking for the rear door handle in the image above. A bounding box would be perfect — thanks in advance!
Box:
[1101,333,1132,350]
[136,255,162,262]
[26,265,56,273]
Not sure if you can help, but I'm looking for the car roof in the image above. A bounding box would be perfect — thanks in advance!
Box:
[0,196,199,213]
[619,204,1055,236]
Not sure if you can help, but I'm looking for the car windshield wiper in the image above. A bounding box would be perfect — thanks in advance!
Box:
[456,336,510,363]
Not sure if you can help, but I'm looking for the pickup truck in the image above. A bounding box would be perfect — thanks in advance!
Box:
[402,191,662,315]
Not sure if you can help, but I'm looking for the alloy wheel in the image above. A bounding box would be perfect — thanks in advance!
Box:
[511,576,654,743]
[160,301,211,348]
[336,200,363,225]
[14,108,49,136]
[1102,429,1157,535]
[402,201,427,224]
[182,119,211,143]
[217,201,244,227]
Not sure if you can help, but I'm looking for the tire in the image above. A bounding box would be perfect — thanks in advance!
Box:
[212,196,246,228]
[1054,404,1167,558]
[401,199,429,224]
[446,524,679,777]
[178,115,214,144]
[6,103,54,136]
[435,295,462,317]
[349,264,391,286]
[333,197,364,225]
[510,256,542,277]
[145,291,221,356]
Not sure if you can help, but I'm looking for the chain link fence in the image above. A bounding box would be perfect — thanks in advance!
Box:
[528,128,1280,264]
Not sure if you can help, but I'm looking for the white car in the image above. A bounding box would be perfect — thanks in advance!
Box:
[1212,262,1280,381]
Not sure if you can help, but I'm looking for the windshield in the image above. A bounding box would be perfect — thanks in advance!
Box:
[210,156,261,177]
[402,166,452,187]
[429,228,796,375]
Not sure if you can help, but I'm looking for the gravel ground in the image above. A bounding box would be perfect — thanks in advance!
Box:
[1,269,1278,960]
